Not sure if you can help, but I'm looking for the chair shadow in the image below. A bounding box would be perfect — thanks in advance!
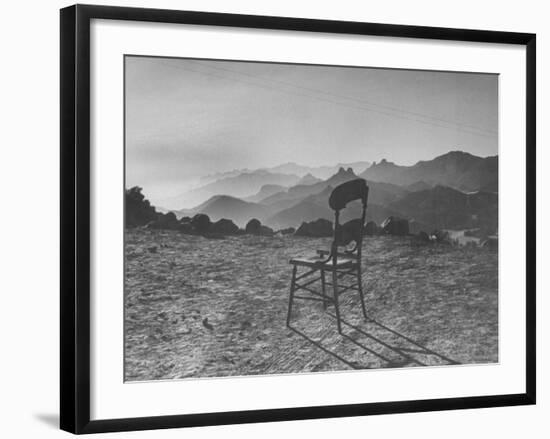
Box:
[288,312,459,370]
[34,413,59,429]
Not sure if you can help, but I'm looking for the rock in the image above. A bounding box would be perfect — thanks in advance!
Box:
[295,218,333,237]
[179,216,192,224]
[202,318,214,331]
[245,218,262,234]
[244,219,273,236]
[147,246,157,253]
[178,222,194,234]
[278,227,295,235]
[417,231,430,242]
[258,225,274,236]
[176,325,192,335]
[210,218,239,235]
[431,229,450,243]
[191,213,211,233]
[146,211,179,230]
[381,216,409,236]
[364,221,380,236]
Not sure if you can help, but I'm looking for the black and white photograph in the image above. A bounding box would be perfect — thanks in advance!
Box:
[124,56,499,381]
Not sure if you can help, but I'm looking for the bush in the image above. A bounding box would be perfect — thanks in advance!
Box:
[125,186,157,227]
[364,221,380,236]
[381,216,409,236]
[295,219,333,237]
[191,214,211,233]
[211,218,239,235]
[146,211,180,230]
[245,218,262,234]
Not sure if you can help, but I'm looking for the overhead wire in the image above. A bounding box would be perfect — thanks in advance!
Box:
[143,57,497,139]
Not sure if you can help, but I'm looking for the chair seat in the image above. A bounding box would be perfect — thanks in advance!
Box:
[289,254,357,269]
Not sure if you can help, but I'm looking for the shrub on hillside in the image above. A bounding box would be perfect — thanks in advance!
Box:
[245,218,262,234]
[191,214,211,233]
[125,186,157,227]
[381,216,409,236]
[364,221,380,236]
[211,218,239,235]
[245,218,273,236]
[295,219,333,237]
[147,211,180,230]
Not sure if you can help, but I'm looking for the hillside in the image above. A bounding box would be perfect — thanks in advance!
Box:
[297,173,322,186]
[267,161,371,180]
[360,151,498,192]
[264,177,409,229]
[166,170,301,209]
[177,195,273,227]
[266,183,405,229]
[148,151,499,234]
[389,185,498,232]
[245,184,287,203]
[260,167,359,207]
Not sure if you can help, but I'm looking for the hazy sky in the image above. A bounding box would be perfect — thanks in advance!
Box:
[125,56,498,201]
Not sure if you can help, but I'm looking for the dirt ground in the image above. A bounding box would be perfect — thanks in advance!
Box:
[124,229,498,381]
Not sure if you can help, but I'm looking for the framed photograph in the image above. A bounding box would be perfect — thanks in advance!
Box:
[60,4,536,434]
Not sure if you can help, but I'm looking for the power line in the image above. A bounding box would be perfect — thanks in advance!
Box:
[188,59,498,136]
[143,58,497,139]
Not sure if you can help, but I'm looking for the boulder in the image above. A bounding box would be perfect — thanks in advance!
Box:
[295,218,333,237]
[147,211,179,230]
[245,218,262,234]
[258,225,274,236]
[278,227,296,235]
[210,218,239,235]
[381,216,409,236]
[430,229,450,243]
[364,221,379,236]
[191,213,211,233]
[178,222,194,234]
[417,231,430,242]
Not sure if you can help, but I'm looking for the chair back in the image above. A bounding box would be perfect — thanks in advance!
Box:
[328,179,369,262]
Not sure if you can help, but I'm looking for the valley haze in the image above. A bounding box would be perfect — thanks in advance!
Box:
[125,57,497,206]
[146,150,498,237]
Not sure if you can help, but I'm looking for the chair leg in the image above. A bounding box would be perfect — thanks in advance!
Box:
[321,269,327,310]
[332,270,342,334]
[286,265,297,327]
[357,265,367,320]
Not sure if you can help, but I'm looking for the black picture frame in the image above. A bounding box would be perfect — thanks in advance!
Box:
[60,4,536,434]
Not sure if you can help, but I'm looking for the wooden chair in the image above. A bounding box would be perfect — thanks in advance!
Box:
[286,178,369,333]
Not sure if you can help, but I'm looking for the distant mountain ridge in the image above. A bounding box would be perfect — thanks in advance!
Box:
[297,173,322,186]
[159,150,498,234]
[259,167,358,209]
[244,184,287,203]
[164,170,301,210]
[176,195,272,227]
[265,161,371,180]
[360,151,498,192]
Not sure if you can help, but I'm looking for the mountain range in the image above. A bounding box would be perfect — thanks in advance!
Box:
[163,161,371,210]
[360,151,498,192]
[164,170,301,209]
[168,151,498,233]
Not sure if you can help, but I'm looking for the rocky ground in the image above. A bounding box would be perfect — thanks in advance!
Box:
[124,229,498,381]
